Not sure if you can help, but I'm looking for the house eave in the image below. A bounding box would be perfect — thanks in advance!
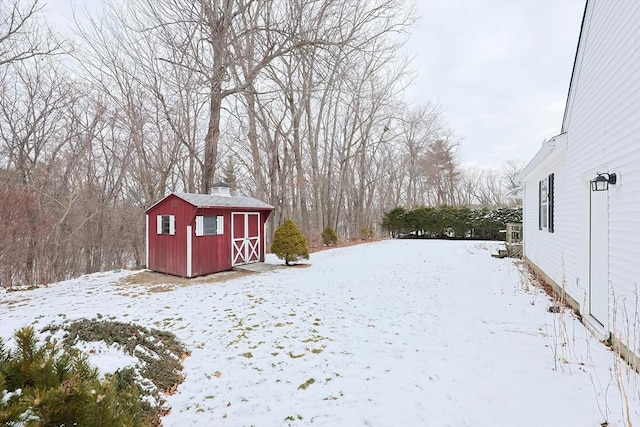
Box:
[503,186,523,200]
[516,133,568,182]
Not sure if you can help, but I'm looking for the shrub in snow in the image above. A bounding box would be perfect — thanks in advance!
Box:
[271,219,310,265]
[321,226,338,246]
[382,205,522,240]
[360,226,374,239]
[42,318,189,413]
[381,207,408,238]
[0,327,145,426]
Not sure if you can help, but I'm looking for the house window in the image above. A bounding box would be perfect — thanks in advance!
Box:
[156,215,175,235]
[195,215,224,236]
[538,173,554,233]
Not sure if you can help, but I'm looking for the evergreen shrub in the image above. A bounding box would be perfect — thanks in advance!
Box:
[381,205,522,240]
[0,327,146,426]
[360,226,374,239]
[271,220,309,265]
[321,226,338,246]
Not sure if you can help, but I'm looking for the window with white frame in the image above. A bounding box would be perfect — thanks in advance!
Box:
[195,215,224,236]
[157,215,175,235]
[538,173,554,233]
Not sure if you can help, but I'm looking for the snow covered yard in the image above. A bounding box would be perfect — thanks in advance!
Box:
[1,239,638,426]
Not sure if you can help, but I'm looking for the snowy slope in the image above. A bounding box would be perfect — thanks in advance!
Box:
[1,240,638,426]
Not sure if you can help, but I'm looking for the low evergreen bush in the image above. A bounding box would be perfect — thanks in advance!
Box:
[360,226,374,239]
[42,317,188,419]
[0,327,146,426]
[321,226,338,246]
[271,219,310,265]
[45,318,186,393]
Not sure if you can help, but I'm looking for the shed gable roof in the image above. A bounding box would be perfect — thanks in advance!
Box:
[146,192,274,212]
[175,192,274,210]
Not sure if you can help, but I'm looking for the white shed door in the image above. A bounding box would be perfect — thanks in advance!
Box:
[231,212,261,266]
[589,190,608,327]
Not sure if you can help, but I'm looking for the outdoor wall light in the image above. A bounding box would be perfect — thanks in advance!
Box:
[590,172,617,191]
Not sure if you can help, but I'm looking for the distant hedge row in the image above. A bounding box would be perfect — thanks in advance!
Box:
[381,206,522,240]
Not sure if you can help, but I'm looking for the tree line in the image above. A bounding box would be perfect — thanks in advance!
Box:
[382,206,522,240]
[0,0,522,287]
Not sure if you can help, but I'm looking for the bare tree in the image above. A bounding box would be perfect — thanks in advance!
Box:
[0,0,65,67]
[74,9,188,205]
[502,159,525,191]
[397,104,442,207]
[457,162,523,207]
[0,56,78,285]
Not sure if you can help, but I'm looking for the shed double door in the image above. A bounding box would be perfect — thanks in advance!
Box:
[232,212,260,265]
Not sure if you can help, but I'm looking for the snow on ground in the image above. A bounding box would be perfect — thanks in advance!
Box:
[1,240,639,426]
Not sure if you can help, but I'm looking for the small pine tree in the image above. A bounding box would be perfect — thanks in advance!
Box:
[222,158,238,195]
[0,327,146,426]
[321,226,338,246]
[271,219,309,266]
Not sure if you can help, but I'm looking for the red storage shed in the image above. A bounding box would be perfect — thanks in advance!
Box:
[145,185,274,278]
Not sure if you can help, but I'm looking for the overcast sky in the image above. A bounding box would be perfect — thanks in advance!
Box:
[405,0,586,168]
[45,0,586,170]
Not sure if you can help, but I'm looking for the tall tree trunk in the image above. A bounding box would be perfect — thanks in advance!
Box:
[202,86,222,193]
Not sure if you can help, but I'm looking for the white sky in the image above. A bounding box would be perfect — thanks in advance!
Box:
[43,0,586,170]
[405,0,586,168]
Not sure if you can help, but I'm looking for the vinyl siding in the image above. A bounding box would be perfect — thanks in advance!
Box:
[522,153,581,297]
[522,0,640,353]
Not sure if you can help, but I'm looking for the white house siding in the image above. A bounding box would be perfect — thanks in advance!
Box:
[522,0,640,357]
[521,147,581,298]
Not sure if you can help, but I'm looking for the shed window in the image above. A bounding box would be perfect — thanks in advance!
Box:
[195,215,224,236]
[157,215,175,235]
[538,174,554,233]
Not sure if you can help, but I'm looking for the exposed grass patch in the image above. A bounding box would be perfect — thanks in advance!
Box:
[240,352,253,358]
[116,270,249,287]
[285,414,304,421]
[228,331,248,347]
[298,378,315,390]
[301,335,327,343]
[288,351,305,359]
